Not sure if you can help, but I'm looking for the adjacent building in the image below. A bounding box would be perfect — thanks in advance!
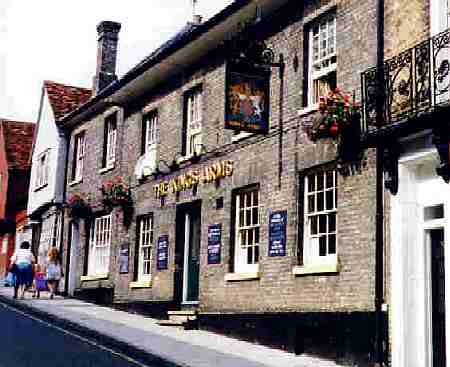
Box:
[0,119,35,277]
[27,80,91,272]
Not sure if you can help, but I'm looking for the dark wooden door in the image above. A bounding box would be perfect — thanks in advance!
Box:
[186,204,201,302]
[431,228,446,367]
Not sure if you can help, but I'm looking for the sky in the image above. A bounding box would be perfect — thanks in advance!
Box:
[0,0,233,122]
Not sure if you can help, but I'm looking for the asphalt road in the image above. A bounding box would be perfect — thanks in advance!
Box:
[0,302,148,367]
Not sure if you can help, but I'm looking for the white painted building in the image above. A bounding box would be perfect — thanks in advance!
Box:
[27,81,91,287]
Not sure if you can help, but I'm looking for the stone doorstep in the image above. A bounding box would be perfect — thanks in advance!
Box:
[167,310,197,316]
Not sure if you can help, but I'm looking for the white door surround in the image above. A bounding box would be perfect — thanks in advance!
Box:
[391,148,450,367]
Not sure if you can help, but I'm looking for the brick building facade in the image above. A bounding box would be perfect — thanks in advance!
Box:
[59,0,384,364]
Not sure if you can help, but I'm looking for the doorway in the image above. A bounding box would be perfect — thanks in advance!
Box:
[174,201,201,306]
[428,228,446,367]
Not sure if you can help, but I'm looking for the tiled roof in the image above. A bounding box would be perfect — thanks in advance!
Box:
[1,120,35,170]
[44,80,92,121]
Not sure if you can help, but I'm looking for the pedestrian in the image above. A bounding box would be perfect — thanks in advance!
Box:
[32,263,46,299]
[46,247,63,299]
[9,241,35,299]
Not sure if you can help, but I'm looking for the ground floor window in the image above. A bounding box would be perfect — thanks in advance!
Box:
[233,185,260,273]
[88,214,112,276]
[302,168,337,265]
[136,214,153,280]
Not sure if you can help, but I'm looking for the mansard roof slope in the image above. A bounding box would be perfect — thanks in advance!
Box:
[44,80,92,121]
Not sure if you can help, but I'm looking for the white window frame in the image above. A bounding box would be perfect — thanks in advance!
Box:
[185,89,202,157]
[74,133,85,181]
[308,14,337,106]
[303,169,338,266]
[105,114,117,168]
[88,214,112,276]
[137,215,153,280]
[144,112,158,155]
[234,187,260,273]
[35,150,50,189]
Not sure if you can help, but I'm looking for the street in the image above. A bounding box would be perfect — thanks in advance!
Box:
[0,302,148,367]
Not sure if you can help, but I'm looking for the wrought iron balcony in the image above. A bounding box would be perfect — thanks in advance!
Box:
[361,28,450,132]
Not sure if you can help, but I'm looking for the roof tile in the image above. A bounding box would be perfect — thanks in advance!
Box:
[1,120,35,170]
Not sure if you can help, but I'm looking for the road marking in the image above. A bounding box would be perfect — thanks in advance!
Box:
[0,301,152,367]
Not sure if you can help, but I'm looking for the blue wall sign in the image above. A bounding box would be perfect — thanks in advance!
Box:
[157,235,169,270]
[207,224,222,264]
[268,210,287,257]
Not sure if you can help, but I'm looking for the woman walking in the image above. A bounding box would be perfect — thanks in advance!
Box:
[10,241,35,299]
[46,247,63,299]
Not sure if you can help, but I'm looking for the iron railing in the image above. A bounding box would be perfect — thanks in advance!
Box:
[361,28,450,130]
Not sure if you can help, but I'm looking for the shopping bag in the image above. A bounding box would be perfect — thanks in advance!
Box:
[35,272,48,291]
[4,272,16,287]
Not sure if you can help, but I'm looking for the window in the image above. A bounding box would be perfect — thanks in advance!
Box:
[136,215,154,280]
[88,214,112,276]
[183,88,202,157]
[303,169,337,265]
[72,132,85,181]
[308,14,337,106]
[103,113,117,169]
[142,112,158,155]
[233,186,260,273]
[35,150,49,189]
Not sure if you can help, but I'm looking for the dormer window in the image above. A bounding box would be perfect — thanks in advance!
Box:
[183,87,202,157]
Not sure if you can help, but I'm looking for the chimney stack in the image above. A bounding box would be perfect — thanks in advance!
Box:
[93,21,121,95]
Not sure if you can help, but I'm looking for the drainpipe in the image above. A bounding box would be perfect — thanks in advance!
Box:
[375,0,386,364]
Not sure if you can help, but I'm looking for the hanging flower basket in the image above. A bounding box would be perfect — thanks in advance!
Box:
[66,193,92,220]
[100,176,133,210]
[306,88,360,142]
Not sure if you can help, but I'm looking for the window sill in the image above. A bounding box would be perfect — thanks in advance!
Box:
[34,183,48,192]
[224,272,260,282]
[231,132,254,143]
[292,262,339,276]
[99,165,115,174]
[297,104,319,117]
[129,279,152,289]
[69,178,83,187]
[80,273,109,282]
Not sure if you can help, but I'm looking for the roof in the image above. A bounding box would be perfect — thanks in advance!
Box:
[44,80,92,121]
[60,0,253,125]
[1,120,35,170]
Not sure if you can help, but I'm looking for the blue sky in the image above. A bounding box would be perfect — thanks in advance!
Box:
[0,0,232,122]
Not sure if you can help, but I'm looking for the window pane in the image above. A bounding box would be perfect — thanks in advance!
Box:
[326,171,334,188]
[326,190,334,210]
[240,230,246,247]
[319,235,327,256]
[319,214,327,233]
[252,207,258,225]
[247,246,252,264]
[328,234,336,254]
[253,190,259,206]
[239,194,245,208]
[310,216,318,235]
[329,212,336,232]
[239,210,244,227]
[317,192,324,211]
[248,229,254,246]
[308,195,315,213]
[246,209,251,226]
[246,193,252,207]
[308,175,315,192]
[255,227,260,244]
[317,173,324,191]
[254,245,259,264]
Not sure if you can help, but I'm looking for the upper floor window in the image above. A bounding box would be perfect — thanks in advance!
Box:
[88,214,112,276]
[136,214,154,280]
[35,150,50,189]
[302,168,337,265]
[183,87,202,157]
[142,111,158,155]
[233,186,260,273]
[103,112,117,169]
[72,132,85,182]
[308,14,337,106]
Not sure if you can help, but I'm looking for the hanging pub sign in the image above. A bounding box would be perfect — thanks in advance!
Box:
[157,235,169,270]
[225,60,270,134]
[207,224,222,264]
[118,242,130,274]
[268,210,287,257]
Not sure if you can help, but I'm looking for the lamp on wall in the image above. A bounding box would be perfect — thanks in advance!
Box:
[191,143,207,164]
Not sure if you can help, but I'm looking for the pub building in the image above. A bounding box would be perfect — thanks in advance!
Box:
[58,0,384,365]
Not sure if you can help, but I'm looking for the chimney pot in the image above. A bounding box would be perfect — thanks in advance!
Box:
[192,14,202,25]
[93,21,121,95]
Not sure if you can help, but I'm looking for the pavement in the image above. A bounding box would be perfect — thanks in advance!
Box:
[0,286,343,367]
